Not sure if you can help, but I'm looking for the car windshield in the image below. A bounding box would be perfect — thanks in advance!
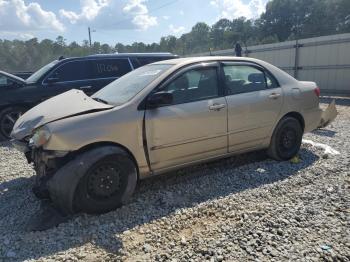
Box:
[93,64,173,106]
[26,60,59,83]
[0,75,11,88]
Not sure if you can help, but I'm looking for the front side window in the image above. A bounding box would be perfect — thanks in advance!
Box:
[48,61,90,82]
[93,64,173,106]
[0,76,10,86]
[90,59,132,78]
[26,60,59,83]
[223,65,267,95]
[162,67,219,105]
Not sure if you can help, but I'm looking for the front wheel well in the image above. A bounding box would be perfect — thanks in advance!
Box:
[72,142,139,178]
[282,112,305,131]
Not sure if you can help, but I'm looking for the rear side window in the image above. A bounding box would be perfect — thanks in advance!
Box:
[90,59,132,78]
[50,60,90,82]
[137,57,160,66]
[223,65,267,95]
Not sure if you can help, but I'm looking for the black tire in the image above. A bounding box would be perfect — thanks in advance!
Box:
[73,148,137,214]
[268,117,303,161]
[0,106,24,140]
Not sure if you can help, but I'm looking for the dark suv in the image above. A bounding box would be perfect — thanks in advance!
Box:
[0,53,178,139]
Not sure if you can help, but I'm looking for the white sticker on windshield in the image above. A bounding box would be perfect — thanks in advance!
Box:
[140,70,162,76]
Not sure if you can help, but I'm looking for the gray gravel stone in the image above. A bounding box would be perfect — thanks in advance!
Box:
[0,99,349,261]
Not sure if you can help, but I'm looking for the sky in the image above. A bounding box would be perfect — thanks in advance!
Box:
[0,0,269,45]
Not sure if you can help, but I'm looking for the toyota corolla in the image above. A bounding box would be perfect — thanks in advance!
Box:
[11,57,323,215]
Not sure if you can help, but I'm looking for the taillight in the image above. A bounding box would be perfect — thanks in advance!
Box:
[314,87,320,97]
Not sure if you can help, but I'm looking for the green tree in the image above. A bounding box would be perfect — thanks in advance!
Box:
[0,0,349,72]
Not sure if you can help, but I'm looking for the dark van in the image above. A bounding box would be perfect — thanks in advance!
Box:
[0,53,178,139]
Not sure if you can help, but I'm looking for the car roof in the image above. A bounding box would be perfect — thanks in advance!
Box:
[153,56,269,65]
[88,53,178,58]
[57,53,178,63]
[154,56,298,85]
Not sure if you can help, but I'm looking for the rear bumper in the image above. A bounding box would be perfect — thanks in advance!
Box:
[303,107,323,133]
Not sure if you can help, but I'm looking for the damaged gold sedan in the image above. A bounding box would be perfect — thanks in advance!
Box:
[11,57,329,215]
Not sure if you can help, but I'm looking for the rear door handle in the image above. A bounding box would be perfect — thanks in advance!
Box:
[269,93,281,99]
[80,85,92,90]
[209,103,226,111]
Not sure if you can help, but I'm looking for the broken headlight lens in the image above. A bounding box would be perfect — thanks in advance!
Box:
[30,127,51,147]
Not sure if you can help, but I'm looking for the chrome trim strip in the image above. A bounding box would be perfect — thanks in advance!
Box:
[228,137,268,148]
[150,125,270,151]
[150,132,227,151]
[151,146,228,164]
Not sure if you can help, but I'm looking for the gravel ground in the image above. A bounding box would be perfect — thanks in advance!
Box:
[0,98,349,262]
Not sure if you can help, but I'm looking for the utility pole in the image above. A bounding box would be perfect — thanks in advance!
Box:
[88,27,92,47]
[294,12,301,79]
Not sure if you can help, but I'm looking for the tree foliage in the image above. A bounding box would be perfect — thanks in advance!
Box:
[0,0,349,72]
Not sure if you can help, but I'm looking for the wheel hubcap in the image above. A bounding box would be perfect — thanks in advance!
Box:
[87,163,121,200]
[0,110,22,138]
[280,128,296,150]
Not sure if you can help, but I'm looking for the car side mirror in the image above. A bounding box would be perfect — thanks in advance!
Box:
[147,92,173,109]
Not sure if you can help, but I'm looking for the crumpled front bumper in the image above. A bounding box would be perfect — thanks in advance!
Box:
[10,139,70,198]
[11,139,29,153]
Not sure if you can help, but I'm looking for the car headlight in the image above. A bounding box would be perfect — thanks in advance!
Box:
[30,127,51,147]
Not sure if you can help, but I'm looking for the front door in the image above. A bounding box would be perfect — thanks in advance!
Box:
[145,63,228,171]
[222,63,283,152]
[42,60,93,98]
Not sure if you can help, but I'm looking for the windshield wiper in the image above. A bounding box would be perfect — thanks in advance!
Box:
[93,97,110,105]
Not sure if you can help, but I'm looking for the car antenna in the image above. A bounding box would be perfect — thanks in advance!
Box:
[58,55,65,60]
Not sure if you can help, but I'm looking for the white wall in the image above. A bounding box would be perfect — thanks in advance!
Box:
[195,33,350,95]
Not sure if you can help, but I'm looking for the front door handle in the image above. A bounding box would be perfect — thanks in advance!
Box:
[269,93,281,99]
[209,103,226,111]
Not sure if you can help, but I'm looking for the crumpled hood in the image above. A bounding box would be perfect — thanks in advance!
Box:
[11,89,113,139]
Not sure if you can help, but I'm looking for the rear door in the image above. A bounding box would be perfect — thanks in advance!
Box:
[89,58,133,92]
[145,62,228,171]
[222,62,283,152]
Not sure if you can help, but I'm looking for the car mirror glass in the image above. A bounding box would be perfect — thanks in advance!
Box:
[147,92,173,109]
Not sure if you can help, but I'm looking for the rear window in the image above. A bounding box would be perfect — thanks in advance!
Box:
[131,56,174,68]
[90,59,132,78]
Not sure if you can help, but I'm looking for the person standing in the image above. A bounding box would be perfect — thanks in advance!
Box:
[235,42,242,57]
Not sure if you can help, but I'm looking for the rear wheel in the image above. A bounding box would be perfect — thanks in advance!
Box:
[268,117,303,161]
[73,151,137,214]
[0,107,24,140]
